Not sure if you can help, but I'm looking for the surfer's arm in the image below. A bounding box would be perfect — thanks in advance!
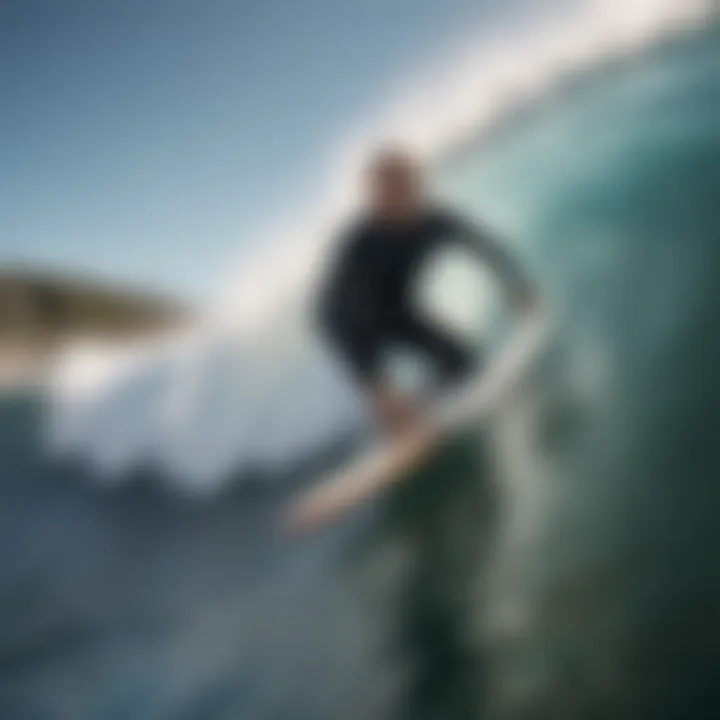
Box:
[441,210,539,312]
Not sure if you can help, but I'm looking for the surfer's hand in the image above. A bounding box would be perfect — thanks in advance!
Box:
[369,385,419,437]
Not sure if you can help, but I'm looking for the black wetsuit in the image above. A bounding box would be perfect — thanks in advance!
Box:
[317,206,529,387]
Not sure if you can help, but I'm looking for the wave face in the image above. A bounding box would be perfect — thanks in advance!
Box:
[2,19,719,720]
[47,0,712,490]
[439,23,720,718]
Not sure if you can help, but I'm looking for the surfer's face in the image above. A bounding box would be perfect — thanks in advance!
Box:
[368,153,424,222]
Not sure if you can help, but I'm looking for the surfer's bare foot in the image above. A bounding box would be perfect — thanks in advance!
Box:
[370,386,420,437]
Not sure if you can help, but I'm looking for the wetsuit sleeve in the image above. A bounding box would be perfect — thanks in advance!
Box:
[437,209,535,306]
[315,226,381,385]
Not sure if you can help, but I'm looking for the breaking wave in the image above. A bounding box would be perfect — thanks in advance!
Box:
[48,0,713,489]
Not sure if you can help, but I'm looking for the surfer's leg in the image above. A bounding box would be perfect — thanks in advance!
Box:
[390,434,495,720]
[394,313,477,387]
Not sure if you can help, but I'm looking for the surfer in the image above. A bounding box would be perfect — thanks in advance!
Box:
[317,147,539,434]
[310,149,543,719]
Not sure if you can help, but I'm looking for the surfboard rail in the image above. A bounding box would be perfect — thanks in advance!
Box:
[287,306,549,533]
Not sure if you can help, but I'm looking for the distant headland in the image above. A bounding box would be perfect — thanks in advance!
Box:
[0,268,192,387]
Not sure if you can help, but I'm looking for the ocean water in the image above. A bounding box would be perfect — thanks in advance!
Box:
[2,17,720,720]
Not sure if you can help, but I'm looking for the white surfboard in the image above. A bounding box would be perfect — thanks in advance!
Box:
[286,308,549,533]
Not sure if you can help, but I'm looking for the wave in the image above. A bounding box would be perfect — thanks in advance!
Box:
[48,0,713,489]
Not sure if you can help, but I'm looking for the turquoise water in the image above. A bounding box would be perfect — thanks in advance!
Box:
[440,24,720,718]
[1,23,719,720]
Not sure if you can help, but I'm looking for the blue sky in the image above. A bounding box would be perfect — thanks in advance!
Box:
[0,0,521,301]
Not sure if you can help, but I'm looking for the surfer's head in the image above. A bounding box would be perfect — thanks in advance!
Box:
[366,147,425,222]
